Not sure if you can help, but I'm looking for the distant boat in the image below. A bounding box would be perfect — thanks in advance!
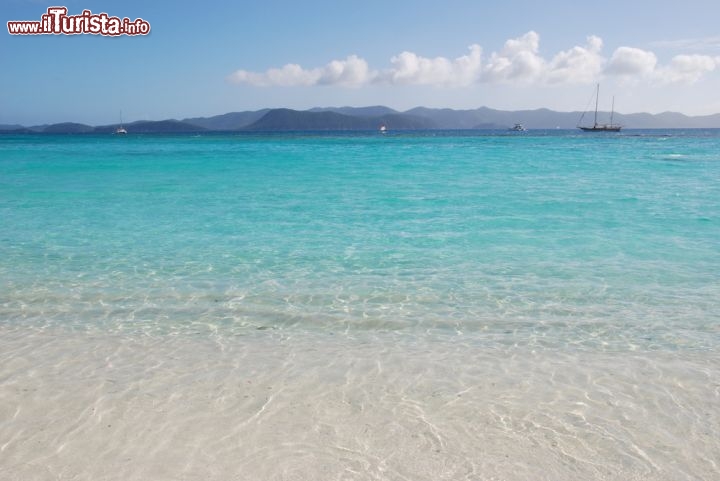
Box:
[379,123,387,133]
[578,84,621,132]
[509,123,526,132]
[115,110,127,135]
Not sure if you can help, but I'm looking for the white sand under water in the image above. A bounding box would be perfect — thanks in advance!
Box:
[1,325,718,481]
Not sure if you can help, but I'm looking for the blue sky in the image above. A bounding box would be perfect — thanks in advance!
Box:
[2,0,720,125]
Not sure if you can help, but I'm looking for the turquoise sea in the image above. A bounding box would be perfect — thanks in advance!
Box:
[1,131,719,480]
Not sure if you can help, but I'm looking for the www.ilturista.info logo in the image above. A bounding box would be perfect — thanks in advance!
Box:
[7,7,150,36]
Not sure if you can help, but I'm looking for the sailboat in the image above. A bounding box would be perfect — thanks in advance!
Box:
[115,110,127,135]
[578,84,621,132]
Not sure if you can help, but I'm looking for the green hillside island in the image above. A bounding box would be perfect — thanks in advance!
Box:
[3,106,720,133]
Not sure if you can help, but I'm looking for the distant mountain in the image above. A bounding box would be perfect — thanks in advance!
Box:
[244,108,435,131]
[406,107,490,129]
[94,120,205,133]
[3,106,720,133]
[406,106,720,129]
[618,111,720,129]
[379,113,437,130]
[0,120,204,134]
[0,122,94,134]
[308,106,399,117]
[243,106,720,130]
[407,106,580,129]
[183,110,270,130]
[0,127,34,133]
[42,122,95,134]
[25,124,50,133]
[181,106,426,131]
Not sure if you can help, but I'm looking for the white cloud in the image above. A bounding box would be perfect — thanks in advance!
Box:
[228,55,375,87]
[482,31,544,82]
[381,44,482,86]
[655,54,718,83]
[605,47,657,76]
[228,64,317,87]
[546,35,604,83]
[317,55,374,86]
[228,32,719,88]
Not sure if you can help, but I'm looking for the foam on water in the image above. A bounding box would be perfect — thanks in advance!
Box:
[1,131,719,480]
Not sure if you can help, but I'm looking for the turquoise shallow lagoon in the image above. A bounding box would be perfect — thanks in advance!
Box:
[1,131,719,480]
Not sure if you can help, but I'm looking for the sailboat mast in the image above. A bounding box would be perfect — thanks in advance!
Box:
[578,83,621,132]
[593,84,599,126]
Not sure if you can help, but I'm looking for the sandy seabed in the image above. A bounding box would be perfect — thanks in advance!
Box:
[1,325,718,481]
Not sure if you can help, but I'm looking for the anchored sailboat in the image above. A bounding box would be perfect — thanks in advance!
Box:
[578,84,621,132]
[115,110,127,135]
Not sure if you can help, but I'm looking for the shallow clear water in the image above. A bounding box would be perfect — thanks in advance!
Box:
[1,131,719,480]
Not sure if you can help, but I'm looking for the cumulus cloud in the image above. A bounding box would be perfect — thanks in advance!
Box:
[228,55,374,87]
[482,31,544,82]
[317,55,374,86]
[227,32,719,88]
[655,54,718,83]
[605,47,658,76]
[229,64,317,87]
[380,44,482,86]
[546,35,604,83]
